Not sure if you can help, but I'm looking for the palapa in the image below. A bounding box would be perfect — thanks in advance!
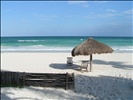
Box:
[71,37,113,72]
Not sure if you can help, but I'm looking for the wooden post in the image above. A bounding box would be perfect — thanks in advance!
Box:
[66,72,68,90]
[23,72,25,86]
[72,73,75,91]
[90,54,92,72]
[17,72,20,86]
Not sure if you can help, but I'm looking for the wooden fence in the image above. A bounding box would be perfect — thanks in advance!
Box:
[1,71,75,90]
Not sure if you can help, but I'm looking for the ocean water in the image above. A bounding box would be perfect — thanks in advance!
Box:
[1,36,133,53]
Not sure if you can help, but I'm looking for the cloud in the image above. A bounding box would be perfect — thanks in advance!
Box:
[84,9,132,19]
[33,13,59,21]
[105,13,122,17]
[105,9,133,17]
[84,13,122,19]
[93,1,108,3]
[123,9,133,15]
[106,9,117,13]
[68,1,88,4]
[68,1,89,8]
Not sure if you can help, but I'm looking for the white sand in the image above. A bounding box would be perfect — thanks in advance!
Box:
[1,52,133,100]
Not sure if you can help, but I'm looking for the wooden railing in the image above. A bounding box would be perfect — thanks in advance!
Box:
[1,71,75,90]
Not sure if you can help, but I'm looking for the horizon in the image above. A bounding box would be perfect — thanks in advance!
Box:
[1,1,133,37]
[1,35,133,38]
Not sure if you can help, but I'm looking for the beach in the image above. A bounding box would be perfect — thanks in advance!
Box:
[1,0,133,99]
[1,52,133,100]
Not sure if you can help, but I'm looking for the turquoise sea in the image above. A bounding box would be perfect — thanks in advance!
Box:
[1,36,133,52]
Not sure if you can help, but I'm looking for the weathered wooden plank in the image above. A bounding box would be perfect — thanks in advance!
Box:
[24,79,73,84]
[26,77,67,80]
[25,74,66,79]
[25,81,73,85]
[26,77,67,81]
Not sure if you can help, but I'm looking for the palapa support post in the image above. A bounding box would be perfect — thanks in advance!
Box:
[90,54,92,72]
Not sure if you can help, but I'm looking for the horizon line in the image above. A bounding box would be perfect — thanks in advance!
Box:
[1,36,133,38]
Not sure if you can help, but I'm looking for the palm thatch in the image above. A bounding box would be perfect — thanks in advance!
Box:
[72,37,113,56]
[71,37,113,72]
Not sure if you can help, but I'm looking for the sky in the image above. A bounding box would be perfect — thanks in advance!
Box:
[1,1,133,37]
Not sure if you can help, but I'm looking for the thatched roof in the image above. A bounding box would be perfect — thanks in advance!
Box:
[71,37,113,57]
